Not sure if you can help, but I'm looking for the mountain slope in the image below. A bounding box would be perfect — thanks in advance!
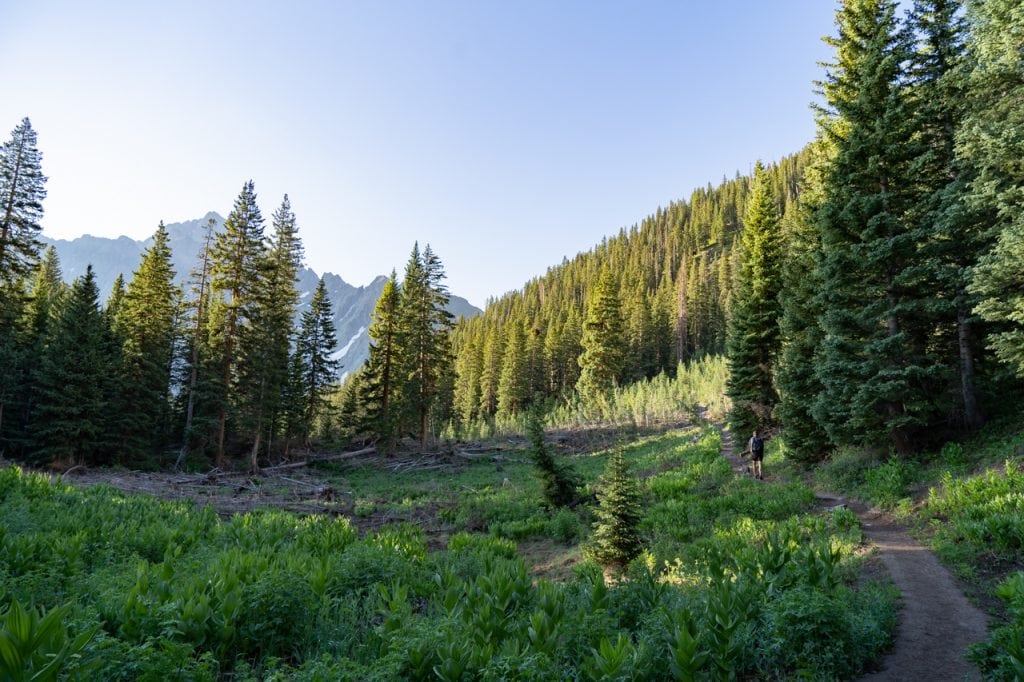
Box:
[41,214,480,375]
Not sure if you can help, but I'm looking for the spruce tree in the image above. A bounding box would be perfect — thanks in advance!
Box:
[236,195,303,469]
[525,323,547,399]
[576,267,625,403]
[906,0,989,430]
[478,324,502,417]
[453,322,483,428]
[422,244,456,436]
[726,162,784,436]
[176,219,215,469]
[497,320,529,417]
[208,181,266,467]
[813,0,940,453]
[0,118,46,286]
[32,267,116,465]
[526,404,579,507]
[399,243,454,449]
[361,271,404,448]
[776,153,831,460]
[115,222,179,461]
[961,0,1024,377]
[585,449,643,571]
[3,248,64,453]
[293,277,340,444]
[0,282,26,450]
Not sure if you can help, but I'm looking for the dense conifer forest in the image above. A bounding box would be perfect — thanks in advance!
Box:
[1,0,1023,679]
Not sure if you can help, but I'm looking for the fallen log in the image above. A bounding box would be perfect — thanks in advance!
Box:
[260,446,377,473]
[205,447,377,477]
[454,451,529,464]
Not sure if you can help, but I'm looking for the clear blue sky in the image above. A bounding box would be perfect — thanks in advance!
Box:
[1,1,837,308]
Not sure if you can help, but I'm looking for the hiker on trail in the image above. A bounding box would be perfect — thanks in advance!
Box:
[748,429,766,480]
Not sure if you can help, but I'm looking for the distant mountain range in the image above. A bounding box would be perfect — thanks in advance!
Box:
[40,212,481,377]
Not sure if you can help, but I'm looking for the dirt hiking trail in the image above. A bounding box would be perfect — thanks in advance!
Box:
[716,424,990,681]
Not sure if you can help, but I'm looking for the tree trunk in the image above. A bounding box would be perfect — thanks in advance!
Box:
[178,222,214,470]
[957,297,984,430]
[249,427,262,473]
[0,141,25,270]
[176,359,198,470]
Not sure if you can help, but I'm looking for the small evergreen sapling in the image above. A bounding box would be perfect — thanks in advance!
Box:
[585,448,643,571]
[525,405,578,508]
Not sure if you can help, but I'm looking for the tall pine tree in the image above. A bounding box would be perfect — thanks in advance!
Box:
[236,195,303,469]
[208,181,266,467]
[292,277,340,444]
[0,118,46,286]
[399,244,454,449]
[497,320,530,417]
[962,0,1024,377]
[576,267,625,403]
[908,0,988,430]
[176,219,215,469]
[726,161,784,436]
[813,0,940,453]
[32,267,117,465]
[776,147,831,460]
[361,271,404,448]
[115,222,179,461]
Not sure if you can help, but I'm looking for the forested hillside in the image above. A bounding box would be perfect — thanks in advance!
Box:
[447,0,1024,464]
[448,154,808,431]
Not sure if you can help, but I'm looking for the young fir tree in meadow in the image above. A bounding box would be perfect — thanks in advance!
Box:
[726,161,784,436]
[576,267,625,404]
[236,196,303,469]
[115,222,179,461]
[0,118,46,287]
[812,0,938,453]
[208,181,266,467]
[361,271,404,448]
[32,267,118,466]
[526,404,579,507]
[962,0,1024,377]
[292,277,340,444]
[586,448,643,571]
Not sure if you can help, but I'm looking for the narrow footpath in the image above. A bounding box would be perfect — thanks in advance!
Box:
[716,424,990,681]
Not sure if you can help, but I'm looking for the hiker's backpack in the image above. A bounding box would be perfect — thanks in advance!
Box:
[751,435,764,456]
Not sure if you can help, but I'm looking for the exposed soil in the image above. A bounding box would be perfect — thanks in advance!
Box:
[518,537,583,582]
[714,421,991,681]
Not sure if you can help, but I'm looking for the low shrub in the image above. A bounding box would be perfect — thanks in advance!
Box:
[968,572,1024,680]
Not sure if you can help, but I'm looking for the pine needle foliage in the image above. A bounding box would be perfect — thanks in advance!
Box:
[0,117,46,286]
[525,404,579,508]
[585,448,644,569]
[726,161,784,436]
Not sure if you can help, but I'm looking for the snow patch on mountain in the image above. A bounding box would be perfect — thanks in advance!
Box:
[333,326,366,361]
